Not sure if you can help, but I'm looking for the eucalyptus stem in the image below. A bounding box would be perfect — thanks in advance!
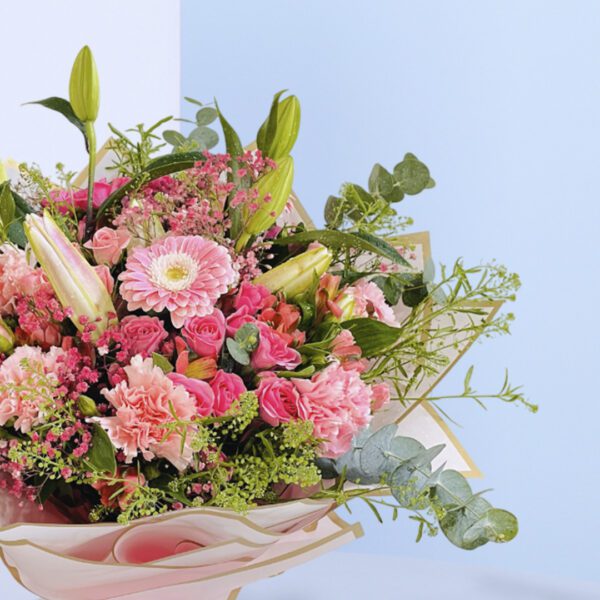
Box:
[84,121,97,233]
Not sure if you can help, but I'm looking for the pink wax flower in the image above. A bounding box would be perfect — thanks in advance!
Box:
[234,281,273,314]
[371,383,391,411]
[70,177,130,211]
[92,468,145,511]
[209,370,246,416]
[182,309,226,358]
[349,279,399,326]
[93,265,115,294]
[0,346,65,433]
[295,362,373,458]
[99,355,197,471]
[119,235,237,328]
[0,244,43,314]
[257,375,300,426]
[251,322,301,371]
[168,372,214,417]
[120,315,169,357]
[84,226,130,265]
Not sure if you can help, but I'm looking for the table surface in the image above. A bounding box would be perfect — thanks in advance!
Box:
[2,551,600,599]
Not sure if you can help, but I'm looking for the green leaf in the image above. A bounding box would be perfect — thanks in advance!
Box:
[235,322,260,352]
[96,151,205,218]
[26,97,87,149]
[324,195,344,228]
[226,338,250,365]
[215,101,244,158]
[359,424,397,475]
[188,126,219,150]
[372,275,403,305]
[195,107,218,126]
[341,317,400,357]
[7,222,27,248]
[272,229,410,267]
[162,129,186,147]
[85,425,117,475]
[276,365,316,378]
[0,184,15,228]
[184,96,204,107]
[463,508,518,545]
[368,163,395,198]
[393,153,431,196]
[401,274,429,307]
[152,353,174,374]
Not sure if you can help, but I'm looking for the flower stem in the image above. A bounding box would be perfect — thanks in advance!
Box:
[84,121,97,236]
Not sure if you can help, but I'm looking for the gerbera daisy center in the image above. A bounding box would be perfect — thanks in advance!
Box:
[149,252,199,292]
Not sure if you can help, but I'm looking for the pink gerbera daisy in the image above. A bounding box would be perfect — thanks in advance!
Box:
[119,236,237,328]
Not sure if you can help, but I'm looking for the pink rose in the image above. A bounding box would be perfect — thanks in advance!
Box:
[93,265,115,294]
[234,282,273,314]
[226,307,255,337]
[120,316,168,357]
[257,376,300,426]
[84,227,130,265]
[251,322,301,371]
[71,177,130,210]
[210,370,246,416]
[168,373,214,417]
[182,310,226,358]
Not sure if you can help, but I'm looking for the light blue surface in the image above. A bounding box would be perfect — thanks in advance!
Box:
[182,0,600,585]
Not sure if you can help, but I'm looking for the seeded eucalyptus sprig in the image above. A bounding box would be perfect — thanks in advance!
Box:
[320,424,518,550]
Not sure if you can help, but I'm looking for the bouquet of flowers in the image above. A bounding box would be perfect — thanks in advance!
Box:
[0,47,533,599]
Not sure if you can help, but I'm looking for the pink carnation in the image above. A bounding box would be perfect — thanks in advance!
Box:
[120,315,169,357]
[257,375,300,426]
[251,322,301,371]
[0,346,65,432]
[99,355,197,470]
[295,362,373,458]
[119,236,237,328]
[182,309,226,358]
[349,279,399,326]
[209,370,246,416]
[0,244,46,314]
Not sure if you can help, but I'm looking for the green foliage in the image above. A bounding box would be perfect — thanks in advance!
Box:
[85,425,117,475]
[341,318,401,357]
[393,153,435,196]
[273,229,409,267]
[25,97,87,149]
[226,323,260,366]
[152,352,174,374]
[329,425,518,550]
[163,97,220,153]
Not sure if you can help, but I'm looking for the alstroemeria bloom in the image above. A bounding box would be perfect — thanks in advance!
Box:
[24,212,117,340]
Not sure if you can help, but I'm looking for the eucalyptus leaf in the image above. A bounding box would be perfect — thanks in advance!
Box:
[393,153,431,196]
[463,508,518,545]
[7,221,27,248]
[188,126,219,150]
[324,195,343,228]
[368,163,395,197]
[226,338,250,365]
[359,424,397,475]
[235,322,260,352]
[162,129,186,147]
[195,107,218,126]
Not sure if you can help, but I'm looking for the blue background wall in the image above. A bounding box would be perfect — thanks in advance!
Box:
[182,0,599,583]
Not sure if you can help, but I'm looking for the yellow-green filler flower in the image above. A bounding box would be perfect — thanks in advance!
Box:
[24,212,117,340]
[254,244,332,298]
